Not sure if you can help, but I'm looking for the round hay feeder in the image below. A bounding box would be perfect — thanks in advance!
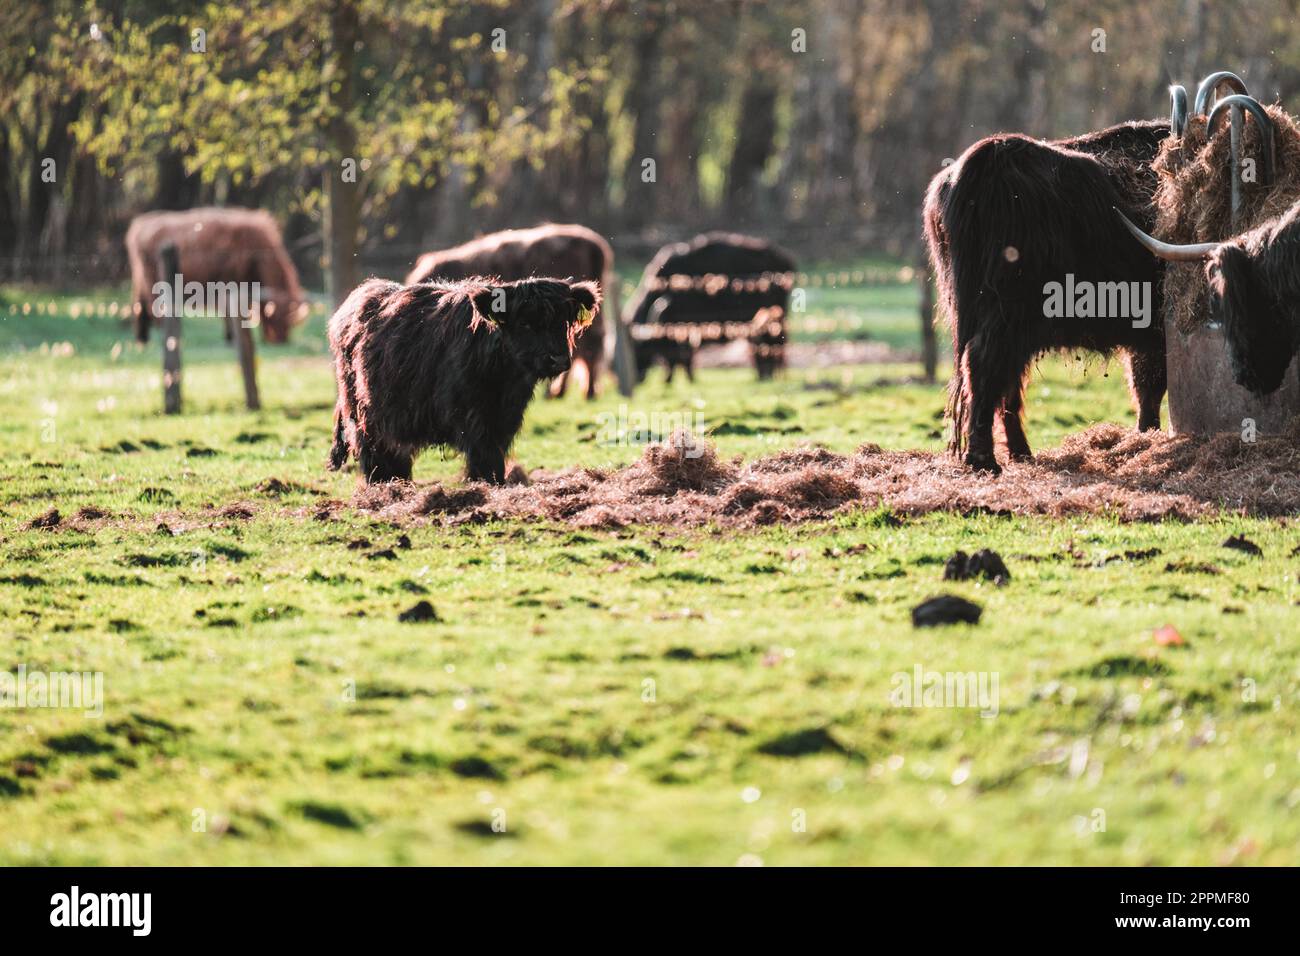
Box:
[1151,75,1300,436]
[1164,319,1300,436]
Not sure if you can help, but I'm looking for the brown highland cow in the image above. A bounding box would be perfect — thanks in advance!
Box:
[406,224,616,399]
[327,276,600,484]
[126,207,307,344]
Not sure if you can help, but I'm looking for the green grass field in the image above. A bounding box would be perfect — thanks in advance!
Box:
[1,280,1296,865]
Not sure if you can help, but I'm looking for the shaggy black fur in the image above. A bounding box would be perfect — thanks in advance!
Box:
[624,232,795,382]
[924,121,1171,474]
[1207,202,1300,395]
[405,224,614,400]
[327,276,600,484]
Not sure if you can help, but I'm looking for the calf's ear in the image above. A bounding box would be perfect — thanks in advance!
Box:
[569,281,602,327]
[471,286,508,326]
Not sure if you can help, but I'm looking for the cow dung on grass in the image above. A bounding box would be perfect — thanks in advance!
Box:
[912,595,983,628]
[398,600,440,623]
[943,549,1011,585]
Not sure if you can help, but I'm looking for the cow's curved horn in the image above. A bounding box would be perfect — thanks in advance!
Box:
[1193,71,1249,115]
[1114,208,1217,261]
[1170,84,1189,137]
[1207,94,1276,184]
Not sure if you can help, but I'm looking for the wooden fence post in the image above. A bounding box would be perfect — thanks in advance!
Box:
[157,242,182,415]
[611,276,638,397]
[231,306,261,411]
[918,260,938,384]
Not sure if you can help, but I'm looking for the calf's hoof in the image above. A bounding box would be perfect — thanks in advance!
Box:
[964,451,1002,476]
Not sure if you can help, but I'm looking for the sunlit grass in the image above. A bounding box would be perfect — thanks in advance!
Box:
[0,280,1293,865]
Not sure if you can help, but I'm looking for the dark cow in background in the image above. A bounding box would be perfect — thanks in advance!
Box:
[924,120,1171,473]
[327,276,600,484]
[624,232,795,383]
[126,207,307,344]
[1208,212,1300,395]
[406,224,615,400]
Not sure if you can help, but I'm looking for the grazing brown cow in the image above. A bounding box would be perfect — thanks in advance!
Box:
[125,207,307,344]
[327,276,600,484]
[406,224,615,399]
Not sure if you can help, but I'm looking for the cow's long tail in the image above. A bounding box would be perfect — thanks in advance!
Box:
[945,348,969,456]
[941,263,969,457]
[924,170,967,456]
[327,402,349,471]
[324,278,396,471]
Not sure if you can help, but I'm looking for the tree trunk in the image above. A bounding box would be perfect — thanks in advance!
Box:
[726,77,778,223]
[155,150,200,210]
[22,95,81,279]
[806,1,857,219]
[569,83,612,225]
[511,0,555,222]
[0,129,16,275]
[620,5,666,229]
[919,261,938,384]
[659,52,702,221]
[427,26,490,247]
[1018,2,1049,134]
[323,0,361,305]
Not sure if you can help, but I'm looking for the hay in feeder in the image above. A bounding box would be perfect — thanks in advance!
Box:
[1153,103,1300,333]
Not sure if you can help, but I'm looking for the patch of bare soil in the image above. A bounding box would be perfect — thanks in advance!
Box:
[349,424,1300,528]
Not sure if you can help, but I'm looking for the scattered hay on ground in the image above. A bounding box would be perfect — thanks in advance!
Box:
[349,424,1300,528]
[17,427,1297,535]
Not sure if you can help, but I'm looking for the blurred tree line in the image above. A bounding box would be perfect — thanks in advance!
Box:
[5,0,1300,293]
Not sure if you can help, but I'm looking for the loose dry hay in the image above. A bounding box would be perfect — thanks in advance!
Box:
[351,425,1300,528]
[1154,104,1300,333]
